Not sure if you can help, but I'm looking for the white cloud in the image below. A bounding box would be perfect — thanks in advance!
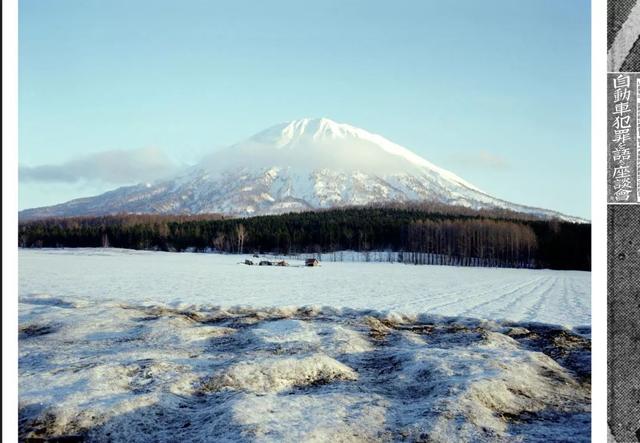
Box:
[19,147,180,184]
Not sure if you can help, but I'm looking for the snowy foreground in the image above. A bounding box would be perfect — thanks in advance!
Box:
[18,249,591,442]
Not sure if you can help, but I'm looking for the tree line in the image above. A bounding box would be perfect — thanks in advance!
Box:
[18,205,591,270]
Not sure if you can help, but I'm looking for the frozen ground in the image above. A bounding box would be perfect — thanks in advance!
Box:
[19,248,590,327]
[18,249,591,442]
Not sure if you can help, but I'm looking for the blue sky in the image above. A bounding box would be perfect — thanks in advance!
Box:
[19,0,591,218]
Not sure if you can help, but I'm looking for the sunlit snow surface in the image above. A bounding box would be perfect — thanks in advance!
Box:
[19,249,591,442]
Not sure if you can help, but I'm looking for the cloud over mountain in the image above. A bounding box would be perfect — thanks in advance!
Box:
[19,118,583,222]
[19,147,179,185]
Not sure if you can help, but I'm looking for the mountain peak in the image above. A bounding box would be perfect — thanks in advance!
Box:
[287,117,339,127]
[18,119,585,223]
[239,118,481,192]
[261,117,356,146]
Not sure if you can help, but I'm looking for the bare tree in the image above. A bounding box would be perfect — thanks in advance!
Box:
[213,232,226,252]
[235,224,247,254]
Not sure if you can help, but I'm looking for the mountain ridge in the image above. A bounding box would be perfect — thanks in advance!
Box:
[19,118,587,223]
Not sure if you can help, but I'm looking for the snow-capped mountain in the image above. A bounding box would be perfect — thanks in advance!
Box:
[19,118,584,222]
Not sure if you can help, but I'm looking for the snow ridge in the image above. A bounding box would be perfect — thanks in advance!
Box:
[18,292,591,442]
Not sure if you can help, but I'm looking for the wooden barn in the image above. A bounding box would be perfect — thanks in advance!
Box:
[305,258,320,267]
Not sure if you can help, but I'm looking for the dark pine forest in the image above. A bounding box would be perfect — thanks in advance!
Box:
[18,204,590,271]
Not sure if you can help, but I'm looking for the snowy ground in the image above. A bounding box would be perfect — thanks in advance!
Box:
[19,248,590,327]
[18,248,591,442]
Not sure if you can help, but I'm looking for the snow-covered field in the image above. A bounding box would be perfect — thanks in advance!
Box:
[19,248,590,327]
[18,248,591,442]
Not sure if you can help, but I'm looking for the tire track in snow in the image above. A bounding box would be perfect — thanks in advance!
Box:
[409,277,531,309]
[567,277,591,317]
[390,279,541,316]
[483,276,556,322]
[381,273,531,313]
[455,277,549,320]
[415,278,533,313]
[558,277,589,327]
[523,277,559,323]
[426,276,544,317]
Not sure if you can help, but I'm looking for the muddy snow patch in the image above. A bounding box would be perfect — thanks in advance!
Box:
[19,299,590,442]
[202,354,358,394]
[229,392,390,442]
